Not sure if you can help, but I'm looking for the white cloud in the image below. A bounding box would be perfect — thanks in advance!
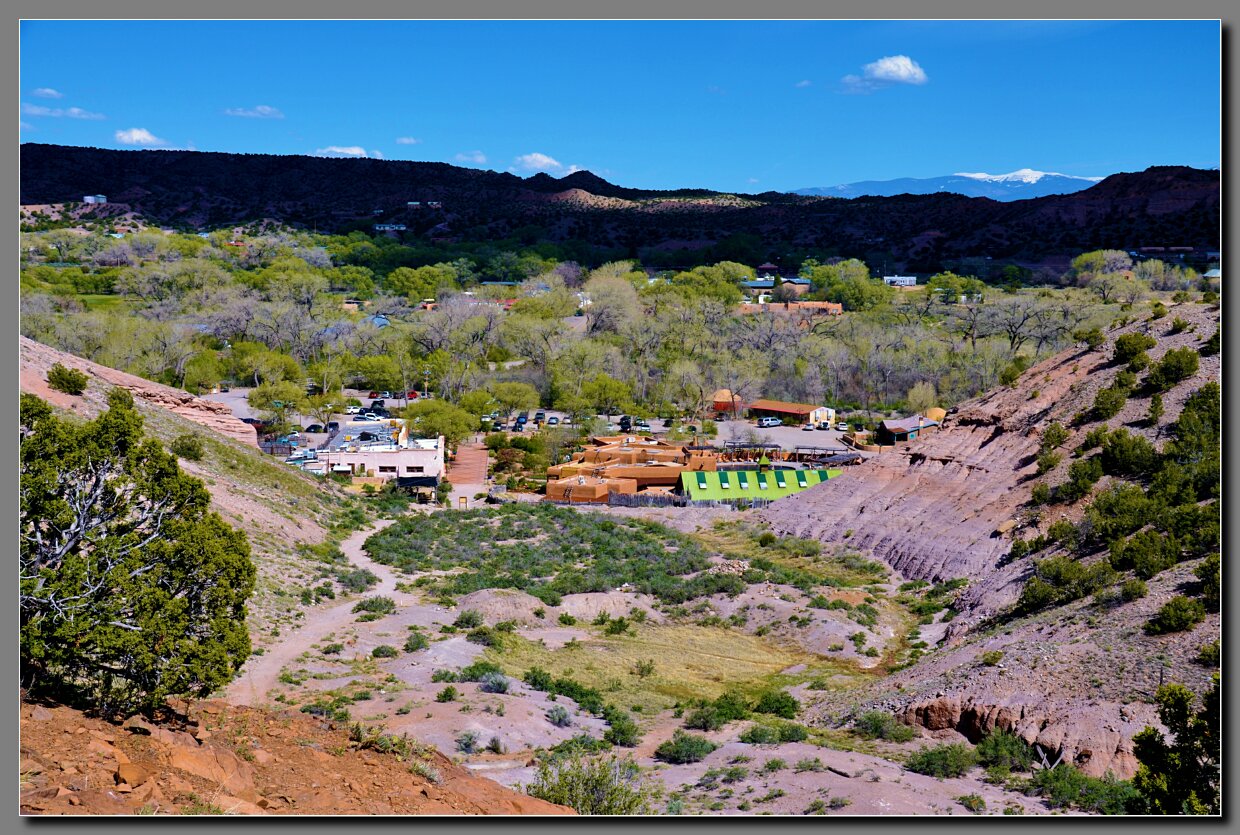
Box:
[314,145,383,159]
[747,177,760,184]
[794,79,812,88]
[115,127,167,146]
[510,152,582,176]
[224,104,284,119]
[32,87,63,99]
[23,102,105,119]
[20,121,33,131]
[455,150,487,164]
[841,55,928,93]
[395,136,421,145]
[512,152,562,173]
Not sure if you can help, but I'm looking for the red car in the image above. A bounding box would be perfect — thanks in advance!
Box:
[368,391,380,399]
[406,390,420,399]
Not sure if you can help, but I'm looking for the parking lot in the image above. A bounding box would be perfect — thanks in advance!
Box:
[200,388,858,456]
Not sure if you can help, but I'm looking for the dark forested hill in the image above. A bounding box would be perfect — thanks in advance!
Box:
[19,143,1219,267]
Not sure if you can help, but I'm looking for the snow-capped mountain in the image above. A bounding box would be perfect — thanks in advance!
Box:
[794,169,1107,201]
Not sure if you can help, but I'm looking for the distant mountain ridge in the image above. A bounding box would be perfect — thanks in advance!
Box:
[18,144,1219,270]
[795,169,1107,201]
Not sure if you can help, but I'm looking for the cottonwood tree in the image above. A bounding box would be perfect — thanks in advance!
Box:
[20,391,255,715]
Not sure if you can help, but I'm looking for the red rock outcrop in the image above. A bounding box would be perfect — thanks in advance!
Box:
[20,336,257,447]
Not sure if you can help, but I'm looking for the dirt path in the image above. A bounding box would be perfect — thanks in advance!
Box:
[224,519,416,707]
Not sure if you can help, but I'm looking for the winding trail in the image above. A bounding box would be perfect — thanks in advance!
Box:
[224,519,418,707]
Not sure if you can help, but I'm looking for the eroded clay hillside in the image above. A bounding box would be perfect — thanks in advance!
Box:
[762,302,1220,779]
[761,302,1219,600]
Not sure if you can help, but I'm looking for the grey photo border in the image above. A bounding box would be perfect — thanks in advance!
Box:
[4,3,1231,834]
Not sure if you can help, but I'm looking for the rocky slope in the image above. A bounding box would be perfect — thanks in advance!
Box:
[19,336,347,647]
[19,698,570,815]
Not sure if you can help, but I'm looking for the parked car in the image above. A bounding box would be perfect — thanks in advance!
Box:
[801,423,816,431]
[368,391,380,399]
[534,411,546,422]
[516,415,528,425]
[837,422,850,432]
[326,421,340,432]
[634,418,650,429]
[358,413,380,422]
[547,416,560,425]
[407,390,421,400]
[380,391,393,399]
[219,384,230,393]
[492,422,507,431]
[512,422,524,432]
[817,421,831,430]
[757,417,782,428]
[683,425,698,433]
[304,424,324,433]
[618,416,632,431]
[371,407,390,417]
[345,405,361,414]
[371,399,385,408]
[560,417,574,426]
[662,418,674,428]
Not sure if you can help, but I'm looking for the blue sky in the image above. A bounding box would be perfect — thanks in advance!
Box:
[20,20,1220,193]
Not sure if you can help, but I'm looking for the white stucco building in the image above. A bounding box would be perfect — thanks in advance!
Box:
[310,419,445,484]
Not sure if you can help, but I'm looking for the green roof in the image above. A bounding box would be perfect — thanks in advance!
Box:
[680,468,841,501]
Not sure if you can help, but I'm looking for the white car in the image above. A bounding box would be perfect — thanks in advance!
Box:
[837,422,850,432]
[757,417,782,428]
[345,405,361,414]
[357,413,380,422]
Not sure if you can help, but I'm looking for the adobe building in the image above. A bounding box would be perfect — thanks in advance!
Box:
[545,435,719,503]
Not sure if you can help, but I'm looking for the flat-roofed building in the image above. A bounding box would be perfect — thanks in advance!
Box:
[316,419,444,485]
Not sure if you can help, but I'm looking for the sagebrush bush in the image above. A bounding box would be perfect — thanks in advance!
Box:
[46,362,89,395]
[905,743,977,778]
[1111,333,1156,366]
[454,609,484,628]
[169,433,205,461]
[854,711,916,742]
[403,632,429,652]
[352,596,396,615]
[654,730,717,764]
[753,690,799,719]
[1144,596,1206,635]
[546,705,572,727]
[524,755,654,815]
[371,644,398,658]
[976,730,1033,771]
[478,671,510,694]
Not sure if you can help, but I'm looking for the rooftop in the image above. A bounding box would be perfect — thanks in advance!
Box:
[880,415,940,433]
[747,398,827,415]
[325,419,409,452]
